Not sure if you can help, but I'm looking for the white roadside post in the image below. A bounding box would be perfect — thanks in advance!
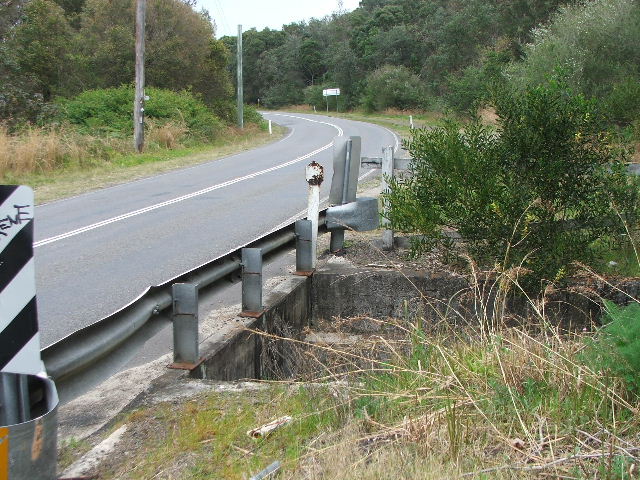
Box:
[268,120,272,135]
[306,162,324,268]
[409,115,414,129]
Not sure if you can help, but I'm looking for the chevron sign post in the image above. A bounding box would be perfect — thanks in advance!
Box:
[0,186,44,376]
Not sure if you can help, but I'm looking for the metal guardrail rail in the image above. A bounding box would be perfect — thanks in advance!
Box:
[42,212,328,403]
[40,134,387,404]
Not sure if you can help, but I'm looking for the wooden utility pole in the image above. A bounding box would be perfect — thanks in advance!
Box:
[237,24,244,129]
[134,0,146,152]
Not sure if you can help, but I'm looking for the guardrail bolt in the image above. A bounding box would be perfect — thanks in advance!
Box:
[295,219,314,275]
[241,248,264,317]
[171,283,199,367]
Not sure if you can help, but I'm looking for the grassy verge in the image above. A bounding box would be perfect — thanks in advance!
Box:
[2,124,286,204]
[68,281,640,479]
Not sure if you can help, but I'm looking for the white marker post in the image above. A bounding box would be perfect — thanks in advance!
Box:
[268,120,272,135]
[0,185,45,376]
[305,162,324,268]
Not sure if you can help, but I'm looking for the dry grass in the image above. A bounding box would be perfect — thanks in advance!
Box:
[69,264,640,479]
[0,126,129,177]
[1,123,284,204]
[247,262,640,479]
[146,120,188,149]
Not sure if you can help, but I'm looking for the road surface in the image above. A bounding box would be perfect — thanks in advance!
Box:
[33,113,400,351]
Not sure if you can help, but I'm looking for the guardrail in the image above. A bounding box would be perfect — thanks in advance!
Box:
[39,135,390,404]
[41,214,329,404]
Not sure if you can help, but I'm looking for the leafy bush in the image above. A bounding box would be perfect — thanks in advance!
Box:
[507,0,640,126]
[303,85,326,110]
[58,86,224,139]
[242,104,267,129]
[583,301,640,393]
[361,65,425,112]
[446,50,509,114]
[207,100,265,129]
[603,77,640,126]
[385,79,639,290]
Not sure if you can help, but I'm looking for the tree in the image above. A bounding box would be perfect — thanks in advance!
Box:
[0,0,27,40]
[507,0,640,125]
[75,0,229,104]
[362,65,424,111]
[11,0,72,100]
[386,80,639,290]
[299,37,325,85]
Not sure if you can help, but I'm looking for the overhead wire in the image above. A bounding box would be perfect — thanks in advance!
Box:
[211,0,231,37]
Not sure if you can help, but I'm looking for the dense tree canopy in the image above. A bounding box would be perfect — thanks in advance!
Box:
[220,0,574,110]
[2,0,638,127]
[1,0,231,126]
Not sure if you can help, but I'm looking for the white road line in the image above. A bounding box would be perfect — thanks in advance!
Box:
[35,117,344,248]
[266,113,345,138]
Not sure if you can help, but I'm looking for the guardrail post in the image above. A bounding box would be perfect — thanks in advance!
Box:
[241,248,264,316]
[172,283,199,366]
[295,219,314,275]
[330,138,353,253]
[381,146,395,250]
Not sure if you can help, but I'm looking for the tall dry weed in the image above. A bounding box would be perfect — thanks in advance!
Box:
[147,120,187,149]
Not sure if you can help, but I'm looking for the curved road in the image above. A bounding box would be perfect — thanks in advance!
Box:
[33,113,399,348]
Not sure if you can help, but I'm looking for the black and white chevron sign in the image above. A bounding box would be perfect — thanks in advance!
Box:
[0,185,44,375]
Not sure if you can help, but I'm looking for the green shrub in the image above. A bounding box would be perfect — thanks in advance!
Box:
[361,65,425,112]
[446,50,509,114]
[207,100,265,129]
[603,77,640,126]
[242,104,267,129]
[385,79,639,290]
[583,301,640,394]
[303,84,326,111]
[57,86,224,139]
[507,0,640,127]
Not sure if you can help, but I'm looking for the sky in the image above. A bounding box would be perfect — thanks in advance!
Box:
[197,0,362,38]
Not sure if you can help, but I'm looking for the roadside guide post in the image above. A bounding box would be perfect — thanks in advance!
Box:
[0,185,58,480]
[306,162,324,268]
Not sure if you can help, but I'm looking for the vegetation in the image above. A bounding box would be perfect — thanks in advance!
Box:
[0,0,272,196]
[385,79,639,290]
[69,272,640,478]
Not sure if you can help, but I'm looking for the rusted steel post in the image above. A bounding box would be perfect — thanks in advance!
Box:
[306,162,324,268]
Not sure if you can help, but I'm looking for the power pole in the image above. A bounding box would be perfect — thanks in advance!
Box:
[134,0,146,152]
[237,24,244,129]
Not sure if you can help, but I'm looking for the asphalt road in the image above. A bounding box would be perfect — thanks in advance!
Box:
[33,113,399,349]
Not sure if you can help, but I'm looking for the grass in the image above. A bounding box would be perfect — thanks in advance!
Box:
[1,123,285,204]
[72,263,640,479]
[93,385,341,479]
